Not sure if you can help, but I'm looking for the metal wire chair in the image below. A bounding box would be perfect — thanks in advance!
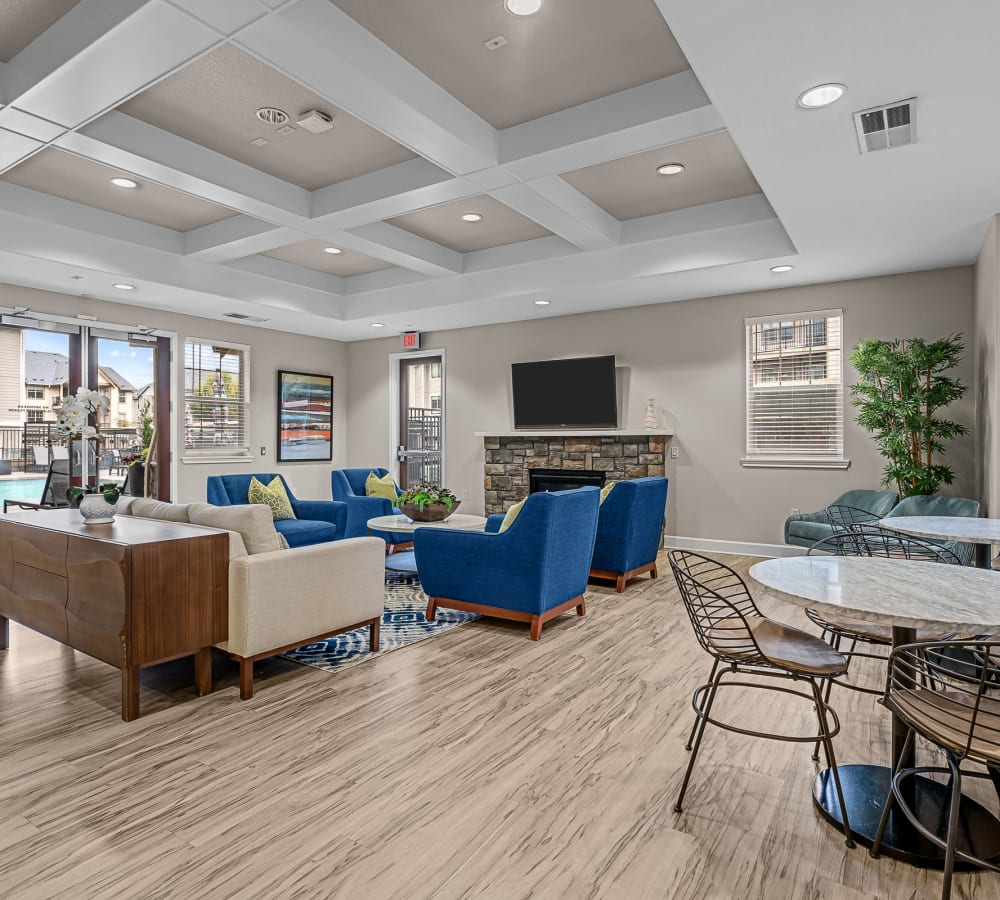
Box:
[805,528,960,696]
[668,550,855,847]
[826,503,882,531]
[871,641,1000,899]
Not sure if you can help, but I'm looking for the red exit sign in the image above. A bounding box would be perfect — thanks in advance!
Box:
[401,331,421,350]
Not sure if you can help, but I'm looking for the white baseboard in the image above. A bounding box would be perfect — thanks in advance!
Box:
[662,534,807,559]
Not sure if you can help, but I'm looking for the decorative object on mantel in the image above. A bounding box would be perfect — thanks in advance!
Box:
[55,387,120,522]
[643,398,658,430]
[399,484,460,522]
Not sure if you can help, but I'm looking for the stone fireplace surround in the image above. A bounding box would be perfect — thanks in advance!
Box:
[480,432,668,516]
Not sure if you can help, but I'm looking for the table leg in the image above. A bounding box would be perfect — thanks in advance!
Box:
[121,664,140,722]
[194,647,212,696]
[0,614,8,650]
[812,625,1000,867]
[976,542,991,569]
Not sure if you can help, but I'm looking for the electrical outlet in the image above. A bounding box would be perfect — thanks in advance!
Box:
[260,446,266,456]
[791,507,800,516]
[460,489,469,500]
[670,446,679,459]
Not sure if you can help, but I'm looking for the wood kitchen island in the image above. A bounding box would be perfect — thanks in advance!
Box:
[0,509,228,720]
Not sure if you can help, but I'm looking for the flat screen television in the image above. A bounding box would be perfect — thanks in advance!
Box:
[511,355,618,429]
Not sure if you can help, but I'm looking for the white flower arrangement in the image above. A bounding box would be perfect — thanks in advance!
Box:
[55,387,110,438]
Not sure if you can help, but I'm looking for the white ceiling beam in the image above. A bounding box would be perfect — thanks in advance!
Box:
[501,72,724,181]
[0,128,42,171]
[164,0,268,36]
[233,0,499,175]
[3,0,221,129]
[491,179,621,251]
[184,217,305,262]
[332,223,464,277]
[224,254,346,295]
[57,112,311,223]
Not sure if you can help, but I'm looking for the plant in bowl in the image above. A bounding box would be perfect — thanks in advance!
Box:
[398,484,460,522]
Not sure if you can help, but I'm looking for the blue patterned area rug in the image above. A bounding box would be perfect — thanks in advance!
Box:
[281,581,478,673]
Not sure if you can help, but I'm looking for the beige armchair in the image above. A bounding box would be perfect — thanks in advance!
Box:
[117,498,385,699]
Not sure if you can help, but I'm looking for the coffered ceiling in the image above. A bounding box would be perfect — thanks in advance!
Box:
[0,0,996,342]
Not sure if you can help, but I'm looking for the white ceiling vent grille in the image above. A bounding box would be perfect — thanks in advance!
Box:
[853,98,916,153]
[224,312,269,323]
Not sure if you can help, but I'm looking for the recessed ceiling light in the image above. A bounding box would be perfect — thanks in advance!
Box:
[110,177,138,189]
[461,213,483,222]
[112,283,135,291]
[504,0,543,15]
[534,299,551,306]
[797,83,846,109]
[324,247,343,254]
[69,274,83,280]
[255,107,289,125]
[656,163,685,176]
[770,265,794,273]
[371,322,385,328]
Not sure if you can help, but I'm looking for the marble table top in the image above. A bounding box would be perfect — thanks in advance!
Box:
[878,515,1000,544]
[367,513,487,533]
[749,555,1000,632]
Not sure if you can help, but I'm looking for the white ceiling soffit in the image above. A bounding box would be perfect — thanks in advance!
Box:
[0,0,991,340]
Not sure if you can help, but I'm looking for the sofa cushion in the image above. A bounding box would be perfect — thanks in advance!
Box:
[187,502,282,555]
[274,517,338,548]
[366,471,398,500]
[499,497,526,533]
[129,498,191,522]
[248,475,296,520]
[787,518,833,545]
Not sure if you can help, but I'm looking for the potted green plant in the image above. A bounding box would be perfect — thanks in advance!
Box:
[850,335,968,497]
[398,483,460,522]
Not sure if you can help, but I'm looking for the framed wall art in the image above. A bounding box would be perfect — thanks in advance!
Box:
[277,370,333,462]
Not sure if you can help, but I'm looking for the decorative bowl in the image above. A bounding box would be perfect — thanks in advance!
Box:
[399,500,461,523]
[78,493,118,525]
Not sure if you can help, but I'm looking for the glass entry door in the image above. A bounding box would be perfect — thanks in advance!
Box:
[396,354,443,490]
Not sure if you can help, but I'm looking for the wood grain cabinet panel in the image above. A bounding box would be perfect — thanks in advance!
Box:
[0,510,228,720]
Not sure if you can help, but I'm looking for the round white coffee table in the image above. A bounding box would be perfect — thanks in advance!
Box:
[750,555,1000,868]
[879,515,1000,568]
[367,513,488,582]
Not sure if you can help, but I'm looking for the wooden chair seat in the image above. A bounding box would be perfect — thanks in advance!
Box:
[892,688,1000,763]
[808,610,953,645]
[708,615,848,677]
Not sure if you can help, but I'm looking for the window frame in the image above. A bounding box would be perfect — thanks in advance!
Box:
[741,308,850,470]
[181,337,252,463]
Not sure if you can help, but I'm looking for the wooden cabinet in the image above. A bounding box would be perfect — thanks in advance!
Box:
[0,509,228,720]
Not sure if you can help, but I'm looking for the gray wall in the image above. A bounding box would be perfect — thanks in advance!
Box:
[974,216,1000,515]
[347,267,975,547]
[0,283,348,504]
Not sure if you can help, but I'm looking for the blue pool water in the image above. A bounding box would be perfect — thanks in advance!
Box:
[0,478,45,501]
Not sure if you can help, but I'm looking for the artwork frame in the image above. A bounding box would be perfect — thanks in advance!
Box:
[277,370,333,462]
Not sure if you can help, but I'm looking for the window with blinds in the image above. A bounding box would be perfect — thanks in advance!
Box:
[183,339,249,456]
[744,310,846,466]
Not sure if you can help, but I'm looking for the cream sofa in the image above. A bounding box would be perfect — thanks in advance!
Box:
[117,497,385,699]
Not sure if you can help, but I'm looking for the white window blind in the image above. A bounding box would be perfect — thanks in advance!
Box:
[183,339,249,456]
[744,309,845,465]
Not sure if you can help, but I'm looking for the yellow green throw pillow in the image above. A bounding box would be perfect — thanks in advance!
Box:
[600,482,617,505]
[499,497,526,533]
[248,475,296,521]
[365,471,398,500]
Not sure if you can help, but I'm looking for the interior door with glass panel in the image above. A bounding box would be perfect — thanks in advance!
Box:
[396,355,443,490]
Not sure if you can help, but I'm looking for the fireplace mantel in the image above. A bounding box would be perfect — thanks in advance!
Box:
[475,430,673,438]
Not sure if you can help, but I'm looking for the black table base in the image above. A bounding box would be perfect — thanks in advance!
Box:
[815,764,1000,868]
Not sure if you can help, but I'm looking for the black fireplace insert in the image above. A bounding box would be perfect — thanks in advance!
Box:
[528,468,606,494]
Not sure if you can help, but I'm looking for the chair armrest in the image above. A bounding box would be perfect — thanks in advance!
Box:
[290,499,348,533]
[485,514,504,534]
[222,536,384,658]
[345,494,395,517]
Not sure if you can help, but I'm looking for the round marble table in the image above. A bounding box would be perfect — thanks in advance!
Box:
[367,513,487,582]
[879,515,1000,568]
[749,555,1000,868]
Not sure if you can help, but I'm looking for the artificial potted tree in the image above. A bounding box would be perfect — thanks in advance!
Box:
[850,335,968,497]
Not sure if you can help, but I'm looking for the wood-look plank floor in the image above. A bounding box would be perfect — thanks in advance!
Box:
[2,552,1000,899]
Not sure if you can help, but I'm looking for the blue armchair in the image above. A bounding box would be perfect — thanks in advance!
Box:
[206,473,347,548]
[785,489,899,548]
[417,486,600,640]
[588,476,669,592]
[330,467,411,549]
[883,494,980,565]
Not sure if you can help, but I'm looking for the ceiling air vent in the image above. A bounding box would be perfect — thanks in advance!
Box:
[224,312,269,323]
[853,98,916,154]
